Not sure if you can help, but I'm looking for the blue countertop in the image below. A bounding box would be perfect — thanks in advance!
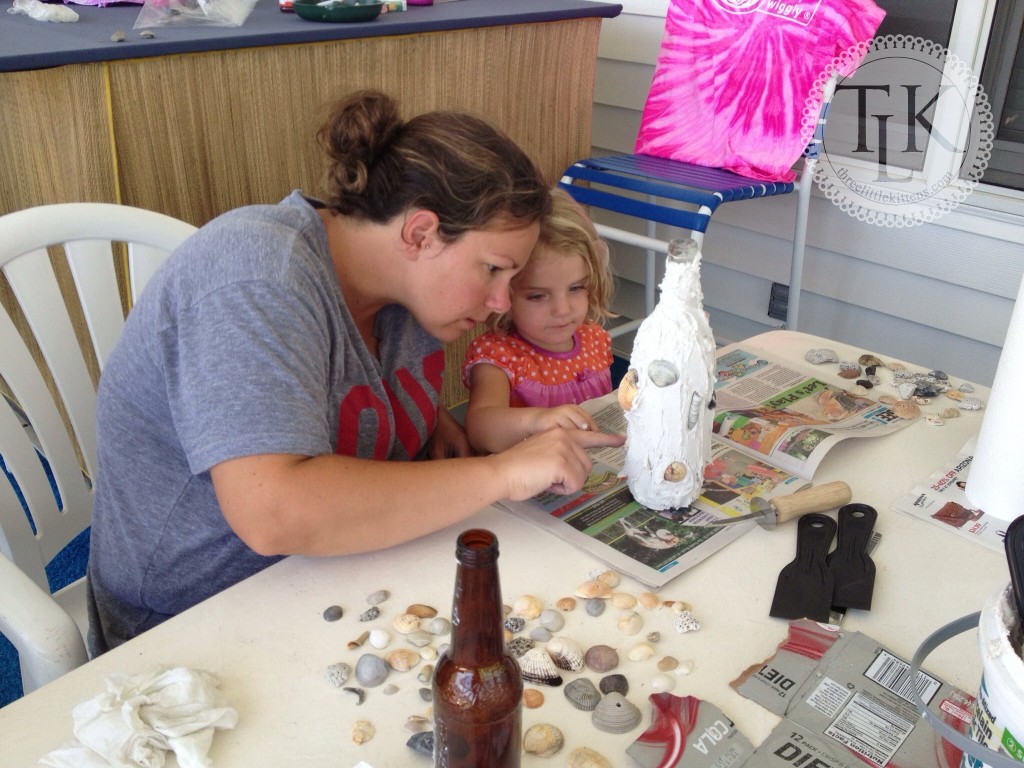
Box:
[1,0,622,72]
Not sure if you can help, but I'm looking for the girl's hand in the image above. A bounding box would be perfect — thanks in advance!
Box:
[529,404,599,434]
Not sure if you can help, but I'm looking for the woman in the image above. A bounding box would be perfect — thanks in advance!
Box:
[87,90,623,653]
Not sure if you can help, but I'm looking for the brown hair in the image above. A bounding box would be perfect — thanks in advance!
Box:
[491,187,615,333]
[317,90,551,240]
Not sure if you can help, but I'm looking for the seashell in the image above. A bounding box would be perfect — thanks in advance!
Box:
[892,399,921,419]
[858,354,885,368]
[417,664,434,684]
[673,610,702,634]
[925,414,944,426]
[657,656,679,672]
[523,723,565,758]
[555,597,577,611]
[564,677,602,711]
[959,382,975,393]
[405,629,432,648]
[506,636,534,657]
[611,592,637,610]
[359,606,380,622]
[585,644,619,673]
[529,627,552,643]
[675,659,695,676]
[651,672,676,692]
[667,600,693,613]
[419,646,437,661]
[523,688,545,708]
[323,605,343,622]
[913,395,932,405]
[393,613,421,634]
[366,589,389,606]
[878,394,897,405]
[838,368,861,379]
[504,616,526,633]
[592,692,642,734]
[663,461,687,482]
[568,747,613,768]
[940,407,960,419]
[368,628,391,650]
[436,642,449,657]
[325,662,351,687]
[517,647,564,686]
[617,369,639,411]
[427,617,451,636]
[888,361,907,371]
[638,592,660,610]
[960,396,985,411]
[591,569,622,588]
[945,390,965,401]
[382,683,399,695]
[627,642,654,661]
[419,687,432,702]
[385,648,420,672]
[407,731,434,756]
[348,630,370,650]
[897,382,918,400]
[648,359,680,387]
[545,637,586,672]
[351,719,375,744]
[599,673,629,696]
[343,686,365,705]
[513,595,544,620]
[406,603,437,619]
[405,715,430,733]
[617,611,644,636]
[538,608,565,632]
[805,348,839,365]
[576,580,613,599]
[646,631,661,643]
[585,598,607,617]
[355,653,390,687]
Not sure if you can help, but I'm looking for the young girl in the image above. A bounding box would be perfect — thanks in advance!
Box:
[463,187,616,453]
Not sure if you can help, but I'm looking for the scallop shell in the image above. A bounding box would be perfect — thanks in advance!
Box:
[406,603,437,619]
[610,592,637,610]
[617,611,644,636]
[637,592,660,610]
[591,569,622,588]
[427,617,451,636]
[576,580,613,599]
[366,589,389,606]
[513,595,544,620]
[354,653,390,687]
[568,747,613,768]
[617,369,639,411]
[592,692,642,734]
[538,608,565,632]
[564,677,602,711]
[517,647,564,686]
[626,642,654,661]
[385,648,420,672]
[368,628,391,650]
[892,399,921,419]
[523,723,565,758]
[599,673,629,696]
[584,644,619,673]
[663,461,688,482]
[352,719,375,744]
[523,688,545,709]
[648,359,679,387]
[392,613,421,634]
[555,597,577,611]
[545,637,586,672]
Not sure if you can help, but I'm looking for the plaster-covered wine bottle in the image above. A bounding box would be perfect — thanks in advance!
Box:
[619,237,716,510]
[433,529,522,767]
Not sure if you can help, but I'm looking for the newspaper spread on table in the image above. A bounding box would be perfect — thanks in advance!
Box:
[891,436,1009,552]
[496,345,918,589]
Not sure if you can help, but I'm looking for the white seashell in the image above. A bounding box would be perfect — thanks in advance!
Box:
[648,359,680,387]
[667,600,692,613]
[617,610,644,636]
[576,580,612,599]
[568,747,613,768]
[925,414,945,426]
[405,715,430,732]
[393,613,421,634]
[382,684,399,695]
[590,569,622,588]
[513,595,544,620]
[940,407,961,419]
[427,617,451,636]
[627,642,654,661]
[368,628,391,650]
[675,659,695,676]
[523,723,565,758]
[591,692,642,734]
[538,608,565,632]
[529,626,553,643]
[610,592,637,610]
[352,719,375,744]
[419,646,437,661]
[366,589,389,606]
[385,648,420,672]
[673,610,702,634]
[617,369,639,412]
[638,592,660,610]
[517,647,564,686]
[651,672,676,692]
[405,629,433,648]
[545,637,586,672]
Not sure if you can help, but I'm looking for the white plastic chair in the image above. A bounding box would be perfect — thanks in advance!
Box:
[0,203,197,694]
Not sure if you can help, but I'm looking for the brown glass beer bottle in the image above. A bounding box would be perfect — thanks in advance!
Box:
[433,529,522,767]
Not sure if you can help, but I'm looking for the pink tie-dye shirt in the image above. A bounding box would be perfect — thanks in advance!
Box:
[635,0,885,182]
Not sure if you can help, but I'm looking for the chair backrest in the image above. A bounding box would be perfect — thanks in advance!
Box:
[0,203,197,594]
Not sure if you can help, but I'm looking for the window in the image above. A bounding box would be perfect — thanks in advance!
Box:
[979,2,1024,190]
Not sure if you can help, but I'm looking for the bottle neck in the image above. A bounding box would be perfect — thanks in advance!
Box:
[448,529,506,661]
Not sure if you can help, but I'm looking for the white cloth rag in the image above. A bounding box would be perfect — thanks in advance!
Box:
[7,0,79,22]
[39,667,238,768]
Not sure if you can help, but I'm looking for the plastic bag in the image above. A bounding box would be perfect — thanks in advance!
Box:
[7,0,79,22]
[133,0,257,28]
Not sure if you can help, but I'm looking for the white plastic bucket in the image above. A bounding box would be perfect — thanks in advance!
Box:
[962,585,1024,768]
[910,584,1024,768]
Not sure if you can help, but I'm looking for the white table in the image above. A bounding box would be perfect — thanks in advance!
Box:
[0,330,1008,767]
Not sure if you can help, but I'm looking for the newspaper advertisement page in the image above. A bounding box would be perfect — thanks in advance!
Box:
[496,394,809,589]
[712,348,915,480]
[891,437,1008,552]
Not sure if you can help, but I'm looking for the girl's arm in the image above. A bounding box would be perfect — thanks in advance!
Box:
[464,363,600,453]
